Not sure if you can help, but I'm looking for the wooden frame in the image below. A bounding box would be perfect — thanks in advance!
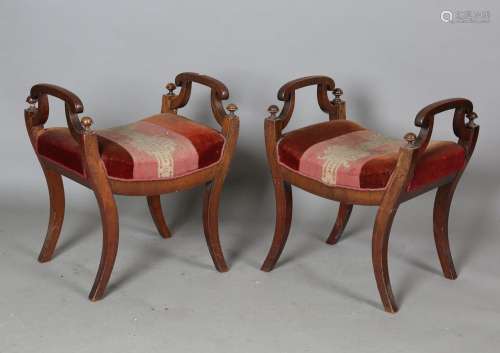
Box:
[25,72,239,301]
[261,75,479,313]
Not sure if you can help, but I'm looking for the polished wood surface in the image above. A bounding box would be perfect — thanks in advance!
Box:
[326,203,353,245]
[147,195,172,239]
[261,107,293,272]
[37,166,65,263]
[260,180,292,272]
[25,72,239,301]
[80,131,119,301]
[202,108,239,272]
[30,83,84,113]
[433,178,460,280]
[261,75,479,313]
[371,137,418,313]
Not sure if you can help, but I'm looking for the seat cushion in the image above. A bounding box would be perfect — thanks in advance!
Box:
[278,120,466,191]
[36,113,225,180]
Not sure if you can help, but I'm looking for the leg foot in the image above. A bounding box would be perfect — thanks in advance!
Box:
[433,182,459,279]
[261,180,293,272]
[147,195,172,239]
[326,203,353,245]
[372,206,399,313]
[203,179,229,272]
[88,188,119,301]
[38,167,65,263]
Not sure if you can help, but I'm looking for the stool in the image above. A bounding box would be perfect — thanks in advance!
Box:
[25,72,239,301]
[261,75,479,313]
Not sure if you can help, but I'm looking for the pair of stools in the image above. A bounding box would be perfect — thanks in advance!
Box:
[25,72,479,313]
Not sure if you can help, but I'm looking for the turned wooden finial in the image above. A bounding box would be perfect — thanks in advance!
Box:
[80,116,94,131]
[226,103,238,117]
[268,105,279,118]
[26,96,37,110]
[166,83,177,96]
[404,132,417,146]
[466,112,478,128]
[333,88,343,104]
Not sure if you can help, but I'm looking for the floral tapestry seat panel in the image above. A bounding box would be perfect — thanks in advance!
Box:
[277,120,466,191]
[36,113,226,180]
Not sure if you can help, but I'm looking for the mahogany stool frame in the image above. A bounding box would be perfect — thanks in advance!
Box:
[25,72,239,301]
[261,75,479,313]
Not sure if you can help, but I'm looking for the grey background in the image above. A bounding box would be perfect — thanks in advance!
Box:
[1,0,499,352]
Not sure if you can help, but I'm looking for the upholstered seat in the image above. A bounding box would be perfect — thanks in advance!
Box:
[27,75,239,301]
[37,113,225,180]
[278,120,466,191]
[263,76,479,313]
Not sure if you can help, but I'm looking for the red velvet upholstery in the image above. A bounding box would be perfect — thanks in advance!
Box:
[278,120,466,191]
[36,113,225,180]
[37,127,85,175]
[278,120,365,170]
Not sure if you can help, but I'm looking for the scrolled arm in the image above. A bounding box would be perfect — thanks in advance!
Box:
[171,72,229,110]
[30,83,84,114]
[26,83,93,142]
[268,75,343,131]
[412,98,478,160]
[165,72,233,127]
[175,72,229,100]
[414,98,472,128]
[277,75,335,101]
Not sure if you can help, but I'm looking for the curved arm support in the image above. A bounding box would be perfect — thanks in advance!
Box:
[25,84,100,177]
[170,72,229,108]
[210,91,235,127]
[271,75,341,130]
[277,76,335,101]
[167,72,233,127]
[413,98,478,160]
[27,83,91,140]
[30,83,84,114]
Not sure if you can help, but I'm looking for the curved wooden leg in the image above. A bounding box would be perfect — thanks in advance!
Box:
[433,179,461,280]
[372,205,399,313]
[147,195,171,239]
[88,185,119,301]
[203,178,229,272]
[261,180,293,272]
[38,166,65,263]
[326,203,353,245]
